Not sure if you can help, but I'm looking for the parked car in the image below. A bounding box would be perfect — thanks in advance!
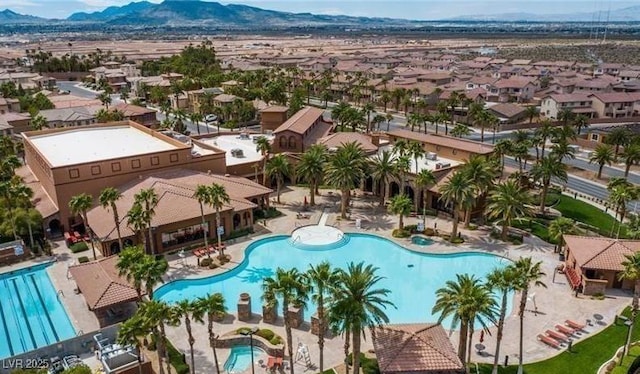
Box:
[205,114,218,123]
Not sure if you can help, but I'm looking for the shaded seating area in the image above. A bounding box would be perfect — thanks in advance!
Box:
[191,244,226,258]
[68,256,143,327]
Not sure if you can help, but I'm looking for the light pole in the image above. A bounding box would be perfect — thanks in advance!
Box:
[240,326,260,374]
[620,320,634,366]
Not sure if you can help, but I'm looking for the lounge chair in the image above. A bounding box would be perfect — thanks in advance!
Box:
[565,319,586,330]
[545,329,569,342]
[555,324,576,335]
[537,334,560,349]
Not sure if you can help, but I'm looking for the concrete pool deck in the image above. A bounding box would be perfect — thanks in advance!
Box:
[2,185,632,373]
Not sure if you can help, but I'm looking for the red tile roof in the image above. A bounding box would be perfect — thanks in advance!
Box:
[373,324,464,373]
[274,106,325,135]
[565,235,640,271]
[387,129,494,155]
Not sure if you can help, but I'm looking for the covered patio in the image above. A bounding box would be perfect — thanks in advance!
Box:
[68,256,143,327]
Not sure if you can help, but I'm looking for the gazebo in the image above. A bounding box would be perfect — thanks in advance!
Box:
[372,323,464,374]
[69,255,144,326]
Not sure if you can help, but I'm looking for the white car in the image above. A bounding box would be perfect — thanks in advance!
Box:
[205,114,218,123]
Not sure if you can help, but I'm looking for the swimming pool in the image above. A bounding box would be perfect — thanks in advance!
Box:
[411,236,434,246]
[223,346,267,373]
[0,263,76,359]
[155,234,512,326]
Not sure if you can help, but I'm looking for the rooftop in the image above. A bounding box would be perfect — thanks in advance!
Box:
[274,106,325,135]
[387,129,495,155]
[199,133,273,166]
[565,235,640,271]
[26,123,182,167]
[377,145,460,173]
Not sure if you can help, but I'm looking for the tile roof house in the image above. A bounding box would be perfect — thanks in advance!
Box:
[540,93,595,119]
[564,235,640,295]
[373,324,464,374]
[319,132,379,154]
[273,107,332,153]
[488,103,527,124]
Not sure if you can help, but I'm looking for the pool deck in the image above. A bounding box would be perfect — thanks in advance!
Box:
[1,185,632,373]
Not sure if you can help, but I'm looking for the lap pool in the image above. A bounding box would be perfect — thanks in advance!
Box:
[0,262,76,359]
[155,234,512,326]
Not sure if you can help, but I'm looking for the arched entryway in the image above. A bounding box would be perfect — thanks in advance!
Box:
[389,181,400,197]
[233,213,241,230]
[48,219,61,236]
[123,238,134,248]
[243,212,251,226]
[364,176,374,193]
[404,186,415,203]
[110,242,121,255]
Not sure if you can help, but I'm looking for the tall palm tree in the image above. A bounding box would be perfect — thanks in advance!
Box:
[530,156,567,214]
[139,300,179,374]
[486,180,532,241]
[524,105,539,124]
[572,114,589,135]
[255,136,272,186]
[266,154,291,204]
[407,141,424,175]
[534,120,554,159]
[127,202,148,248]
[208,183,230,258]
[438,171,474,241]
[414,169,436,224]
[493,139,513,176]
[116,246,146,300]
[12,183,35,246]
[262,268,309,374]
[589,144,615,179]
[69,193,97,260]
[196,293,226,374]
[173,299,203,374]
[460,156,496,228]
[609,184,639,234]
[606,127,632,159]
[139,254,168,299]
[370,151,399,206]
[388,194,413,230]
[99,187,123,252]
[487,267,518,374]
[331,262,394,374]
[134,188,158,255]
[325,142,367,218]
[194,185,213,258]
[621,143,640,178]
[306,262,341,374]
[117,314,149,374]
[296,144,326,206]
[548,217,577,254]
[513,258,547,374]
[394,155,411,194]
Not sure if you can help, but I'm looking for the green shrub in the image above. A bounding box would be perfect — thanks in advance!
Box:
[256,329,275,340]
[628,354,640,374]
[392,229,411,238]
[77,256,90,263]
[404,224,418,233]
[254,207,282,221]
[61,365,91,374]
[209,262,218,269]
[200,258,212,267]
[346,353,367,366]
[225,227,254,240]
[423,208,437,216]
[165,336,189,374]
[69,242,89,253]
[270,336,282,345]
[451,237,464,244]
[362,359,380,374]
[236,327,251,335]
[423,228,436,236]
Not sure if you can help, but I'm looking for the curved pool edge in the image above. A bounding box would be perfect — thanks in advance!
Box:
[154,231,514,297]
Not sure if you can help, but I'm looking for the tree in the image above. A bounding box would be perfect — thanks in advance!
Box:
[331,101,351,131]
[589,144,615,179]
[99,187,124,252]
[116,246,146,300]
[407,141,424,175]
[513,257,547,374]
[432,274,496,365]
[69,193,97,260]
[173,299,203,374]
[134,188,158,255]
[126,202,148,248]
[30,114,46,131]
[525,105,539,124]
[98,91,112,110]
[558,108,575,127]
[117,314,149,374]
[486,267,518,374]
[196,293,226,374]
[193,185,213,258]
[609,184,639,233]
[385,113,393,131]
[548,217,577,254]
[325,142,367,218]
[572,114,589,135]
[306,262,341,374]
[208,183,230,258]
[255,136,272,186]
[494,139,513,176]
[530,156,567,214]
[606,127,632,159]
[388,194,413,230]
[450,123,472,138]
[331,262,394,374]
[438,171,474,241]
[534,120,554,159]
[621,144,640,177]
[486,180,532,241]
[362,102,375,132]
[415,169,436,226]
[139,300,179,374]
[460,156,495,228]
[266,154,291,204]
[371,114,386,132]
[189,112,203,135]
[262,268,308,374]
[370,151,399,206]
[296,144,327,206]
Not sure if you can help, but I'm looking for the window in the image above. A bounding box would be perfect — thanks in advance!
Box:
[161,223,207,248]
[91,165,101,176]
[288,136,297,148]
[452,149,457,155]
[111,162,121,172]
[590,133,599,141]
[279,136,287,148]
[151,156,159,166]
[169,153,179,163]
[131,159,141,169]
[69,168,80,179]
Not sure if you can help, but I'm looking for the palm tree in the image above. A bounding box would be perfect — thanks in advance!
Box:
[494,139,513,176]
[127,202,148,248]
[450,124,472,138]
[140,254,168,299]
[388,194,413,230]
[139,300,178,374]
[609,184,639,233]
[196,293,226,374]
[589,144,615,179]
[117,314,149,374]
[266,154,291,204]
[530,156,567,214]
[385,113,393,131]
[331,262,394,374]
[99,187,123,252]
[370,151,399,206]
[460,156,495,228]
[407,141,424,175]
[362,102,375,132]
[513,257,547,374]
[173,299,203,374]
[30,114,47,131]
[116,246,146,300]
[620,252,640,313]
[193,185,213,257]
[12,183,35,246]
[331,101,351,130]
[134,188,158,255]
[208,183,230,258]
[438,171,474,241]
[606,127,632,159]
[306,262,341,374]
[535,120,554,159]
[621,144,640,177]
[325,142,367,218]
[371,114,386,132]
[69,193,97,260]
[98,91,112,110]
[548,217,577,254]
[255,136,271,186]
[414,169,436,225]
[262,268,309,374]
[487,267,518,374]
[189,112,203,135]
[525,105,539,124]
[486,180,532,241]
[549,139,576,161]
[572,114,589,135]
[296,145,326,206]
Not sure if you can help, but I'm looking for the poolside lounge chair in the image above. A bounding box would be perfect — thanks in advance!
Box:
[555,324,576,336]
[545,329,569,342]
[537,334,560,349]
[565,319,586,331]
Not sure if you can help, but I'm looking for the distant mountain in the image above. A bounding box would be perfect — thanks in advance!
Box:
[450,6,640,22]
[0,9,46,23]
[66,0,415,27]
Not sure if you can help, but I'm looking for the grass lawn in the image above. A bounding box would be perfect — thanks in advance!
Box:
[549,193,629,238]
[474,309,640,374]
[611,345,640,374]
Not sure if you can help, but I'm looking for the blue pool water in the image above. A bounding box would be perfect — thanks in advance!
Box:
[411,236,434,246]
[223,346,266,373]
[0,263,76,359]
[155,234,513,327]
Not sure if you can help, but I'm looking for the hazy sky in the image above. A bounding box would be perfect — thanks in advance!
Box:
[4,0,640,20]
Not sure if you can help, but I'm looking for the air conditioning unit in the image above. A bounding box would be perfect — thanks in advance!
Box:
[426,152,437,161]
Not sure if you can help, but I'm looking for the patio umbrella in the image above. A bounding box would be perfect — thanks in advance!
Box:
[480,330,485,343]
